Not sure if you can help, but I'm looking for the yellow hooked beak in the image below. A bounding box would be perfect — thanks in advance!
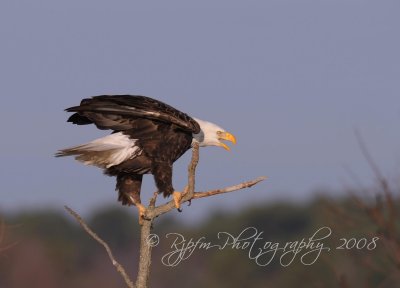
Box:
[218,131,237,151]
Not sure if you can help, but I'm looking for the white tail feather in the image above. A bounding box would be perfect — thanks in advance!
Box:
[57,132,142,168]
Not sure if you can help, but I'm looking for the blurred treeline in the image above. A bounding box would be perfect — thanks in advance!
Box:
[0,189,399,288]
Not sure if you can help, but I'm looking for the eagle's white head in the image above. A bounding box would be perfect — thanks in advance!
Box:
[192,118,237,150]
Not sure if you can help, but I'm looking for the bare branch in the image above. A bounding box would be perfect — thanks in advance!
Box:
[148,143,266,218]
[187,142,200,197]
[135,220,152,288]
[355,130,397,237]
[147,176,266,218]
[193,176,267,199]
[149,192,158,208]
[64,206,135,288]
[66,142,266,288]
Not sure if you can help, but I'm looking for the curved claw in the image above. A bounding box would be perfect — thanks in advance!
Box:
[173,190,192,212]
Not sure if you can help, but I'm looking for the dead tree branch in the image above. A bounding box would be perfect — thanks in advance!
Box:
[135,142,266,287]
[66,142,266,288]
[193,177,267,199]
[64,206,135,288]
[355,130,397,238]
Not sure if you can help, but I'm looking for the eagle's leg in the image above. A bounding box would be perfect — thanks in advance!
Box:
[116,174,147,223]
[127,195,147,223]
[152,162,182,211]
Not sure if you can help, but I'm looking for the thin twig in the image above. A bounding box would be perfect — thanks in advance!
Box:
[193,176,267,199]
[64,206,135,288]
[148,176,266,218]
[149,192,158,208]
[355,130,397,238]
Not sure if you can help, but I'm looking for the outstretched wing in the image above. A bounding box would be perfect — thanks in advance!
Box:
[65,95,200,133]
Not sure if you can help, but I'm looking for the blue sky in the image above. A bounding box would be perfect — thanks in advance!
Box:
[0,0,399,220]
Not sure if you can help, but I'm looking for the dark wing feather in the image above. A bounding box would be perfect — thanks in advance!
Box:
[67,113,92,125]
[66,95,200,133]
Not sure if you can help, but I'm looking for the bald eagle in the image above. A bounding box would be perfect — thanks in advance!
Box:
[56,95,236,217]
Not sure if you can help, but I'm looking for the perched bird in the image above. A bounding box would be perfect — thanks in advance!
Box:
[56,95,236,219]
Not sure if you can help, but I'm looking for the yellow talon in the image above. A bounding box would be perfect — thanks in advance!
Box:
[173,191,182,210]
[136,203,147,225]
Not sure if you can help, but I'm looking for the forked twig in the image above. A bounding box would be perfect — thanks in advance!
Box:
[66,142,266,288]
